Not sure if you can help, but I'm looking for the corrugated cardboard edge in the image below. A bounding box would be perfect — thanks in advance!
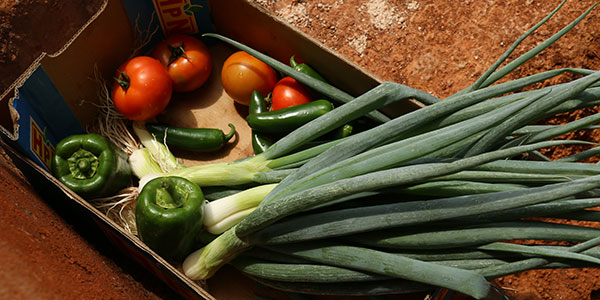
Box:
[0,0,110,142]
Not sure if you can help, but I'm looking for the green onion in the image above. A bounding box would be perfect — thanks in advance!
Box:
[347,221,600,250]
[557,146,600,162]
[477,242,600,265]
[455,198,600,222]
[128,148,163,179]
[231,255,388,283]
[203,184,276,234]
[181,141,586,284]
[430,170,570,184]
[477,235,600,278]
[132,121,182,173]
[238,140,590,238]
[250,175,600,245]
[473,159,600,178]
[252,277,432,296]
[391,180,527,197]
[261,242,493,299]
[261,88,548,208]
[476,2,598,89]
[463,71,600,156]
[459,0,567,93]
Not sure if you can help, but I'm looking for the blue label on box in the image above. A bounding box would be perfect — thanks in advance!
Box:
[12,67,85,170]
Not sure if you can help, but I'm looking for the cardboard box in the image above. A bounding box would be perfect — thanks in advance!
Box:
[0,0,423,299]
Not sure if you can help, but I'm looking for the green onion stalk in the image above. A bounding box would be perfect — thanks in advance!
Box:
[182,142,600,298]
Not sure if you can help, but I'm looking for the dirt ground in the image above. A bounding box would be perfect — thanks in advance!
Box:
[1,0,600,300]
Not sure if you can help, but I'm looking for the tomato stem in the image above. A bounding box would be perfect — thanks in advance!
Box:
[114,72,130,91]
[168,42,189,66]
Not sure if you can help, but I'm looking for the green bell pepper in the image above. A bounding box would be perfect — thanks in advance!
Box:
[135,176,205,262]
[51,133,131,199]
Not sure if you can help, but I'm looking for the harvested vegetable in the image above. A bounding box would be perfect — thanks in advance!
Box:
[289,56,327,83]
[136,176,205,262]
[136,176,276,261]
[151,34,212,93]
[247,99,335,134]
[271,76,314,110]
[145,123,236,152]
[132,121,182,175]
[203,183,277,235]
[249,90,274,154]
[51,133,131,199]
[221,51,278,106]
[128,148,163,179]
[112,56,173,121]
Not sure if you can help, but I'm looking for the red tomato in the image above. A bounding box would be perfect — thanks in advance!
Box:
[151,34,212,93]
[271,76,313,110]
[112,56,173,121]
[221,51,278,106]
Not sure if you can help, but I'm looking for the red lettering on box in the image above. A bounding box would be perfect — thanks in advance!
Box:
[29,117,55,170]
[163,7,183,18]
[153,0,200,36]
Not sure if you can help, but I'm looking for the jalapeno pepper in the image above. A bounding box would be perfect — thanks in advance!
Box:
[249,91,273,154]
[51,133,132,199]
[290,56,327,82]
[146,123,236,152]
[333,123,354,139]
[246,99,334,134]
[135,176,205,262]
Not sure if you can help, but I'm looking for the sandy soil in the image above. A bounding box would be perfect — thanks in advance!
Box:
[1,0,600,299]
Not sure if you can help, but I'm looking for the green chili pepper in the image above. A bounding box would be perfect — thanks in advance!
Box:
[146,123,236,152]
[249,90,269,114]
[290,56,327,82]
[289,57,358,137]
[249,91,274,154]
[51,133,131,199]
[246,99,334,134]
[332,123,354,139]
[135,176,205,262]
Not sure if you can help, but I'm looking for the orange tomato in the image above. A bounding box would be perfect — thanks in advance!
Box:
[221,51,278,106]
